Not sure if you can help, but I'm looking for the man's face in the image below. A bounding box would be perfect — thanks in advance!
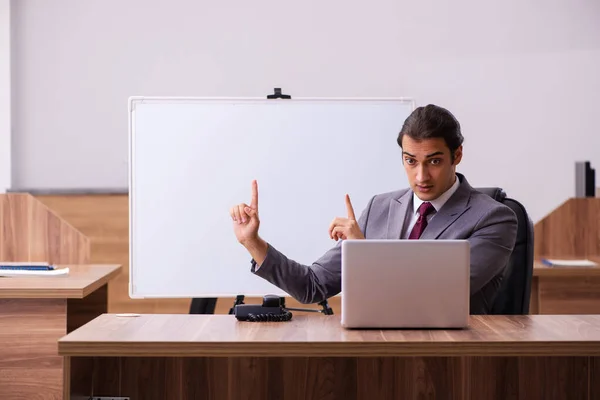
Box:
[401,136,462,201]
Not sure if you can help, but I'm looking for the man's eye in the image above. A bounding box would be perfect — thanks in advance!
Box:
[405,158,415,165]
[430,159,441,165]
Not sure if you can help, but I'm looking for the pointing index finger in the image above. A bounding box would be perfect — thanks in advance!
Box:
[346,194,356,220]
[251,180,258,209]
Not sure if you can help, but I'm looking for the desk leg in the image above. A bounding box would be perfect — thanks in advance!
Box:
[0,298,66,400]
[66,355,599,400]
[67,283,108,332]
[63,356,71,400]
[0,284,108,400]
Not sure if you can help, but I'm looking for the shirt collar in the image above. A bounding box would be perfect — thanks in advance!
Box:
[412,174,460,215]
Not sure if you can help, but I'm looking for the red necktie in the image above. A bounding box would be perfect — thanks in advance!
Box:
[408,202,435,239]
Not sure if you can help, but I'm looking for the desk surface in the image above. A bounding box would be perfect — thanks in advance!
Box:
[59,314,600,357]
[534,256,600,277]
[0,264,121,298]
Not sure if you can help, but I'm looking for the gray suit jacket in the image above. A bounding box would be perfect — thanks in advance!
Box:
[251,173,518,314]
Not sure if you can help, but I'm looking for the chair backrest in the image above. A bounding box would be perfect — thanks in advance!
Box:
[475,187,534,315]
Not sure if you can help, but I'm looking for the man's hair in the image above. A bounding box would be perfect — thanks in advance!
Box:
[396,104,464,161]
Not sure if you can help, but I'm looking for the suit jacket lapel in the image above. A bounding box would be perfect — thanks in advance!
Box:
[386,190,412,239]
[420,175,472,240]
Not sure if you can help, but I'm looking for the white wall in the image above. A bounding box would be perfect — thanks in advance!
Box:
[11,0,600,221]
[0,0,9,192]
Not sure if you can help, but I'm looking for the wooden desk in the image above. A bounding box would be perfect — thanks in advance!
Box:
[0,264,121,400]
[60,314,600,400]
[532,256,600,314]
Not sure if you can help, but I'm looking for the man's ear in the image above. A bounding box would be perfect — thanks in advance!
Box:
[453,145,463,165]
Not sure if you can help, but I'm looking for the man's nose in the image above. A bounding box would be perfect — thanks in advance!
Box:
[416,165,430,182]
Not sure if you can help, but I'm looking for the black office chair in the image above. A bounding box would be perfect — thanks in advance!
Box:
[475,187,534,315]
[189,297,218,314]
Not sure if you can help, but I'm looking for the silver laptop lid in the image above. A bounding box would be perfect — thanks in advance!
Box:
[341,240,470,329]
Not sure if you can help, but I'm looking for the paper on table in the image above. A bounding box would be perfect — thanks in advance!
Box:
[0,267,70,277]
[541,259,598,267]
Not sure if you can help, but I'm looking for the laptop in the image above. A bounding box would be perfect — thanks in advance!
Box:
[340,239,470,329]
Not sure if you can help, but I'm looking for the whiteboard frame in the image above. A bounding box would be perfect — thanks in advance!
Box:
[128,96,415,299]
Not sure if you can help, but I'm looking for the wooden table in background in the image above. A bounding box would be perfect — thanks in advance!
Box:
[59,313,600,400]
[0,264,121,400]
[532,256,600,314]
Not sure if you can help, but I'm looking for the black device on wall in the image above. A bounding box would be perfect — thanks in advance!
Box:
[585,162,596,197]
[576,161,596,197]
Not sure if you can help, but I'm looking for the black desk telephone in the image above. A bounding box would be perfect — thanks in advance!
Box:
[234,294,292,322]
[233,294,333,322]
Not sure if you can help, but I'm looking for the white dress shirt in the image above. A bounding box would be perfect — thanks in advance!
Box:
[401,175,461,239]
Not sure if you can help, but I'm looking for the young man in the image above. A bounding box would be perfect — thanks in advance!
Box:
[229,104,518,314]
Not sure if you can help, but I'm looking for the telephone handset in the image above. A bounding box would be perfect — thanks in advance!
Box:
[234,294,293,322]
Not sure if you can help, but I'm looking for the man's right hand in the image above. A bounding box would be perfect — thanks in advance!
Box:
[230,179,260,246]
[230,180,269,266]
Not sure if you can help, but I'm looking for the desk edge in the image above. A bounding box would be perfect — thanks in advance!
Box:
[57,341,600,358]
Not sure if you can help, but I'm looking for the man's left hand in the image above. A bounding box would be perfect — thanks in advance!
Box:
[329,194,365,241]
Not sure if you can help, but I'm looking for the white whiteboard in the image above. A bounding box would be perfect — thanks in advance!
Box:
[129,97,413,298]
